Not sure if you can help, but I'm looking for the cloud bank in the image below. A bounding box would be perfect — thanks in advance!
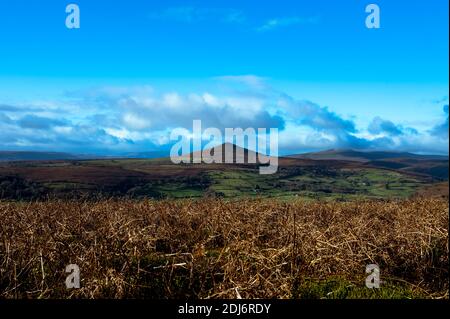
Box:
[0,78,448,156]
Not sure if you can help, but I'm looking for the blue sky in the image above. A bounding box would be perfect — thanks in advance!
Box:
[0,0,448,155]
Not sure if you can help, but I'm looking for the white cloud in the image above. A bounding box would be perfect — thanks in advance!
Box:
[162,92,184,108]
[202,93,222,107]
[123,113,151,130]
[0,80,448,155]
[256,16,319,32]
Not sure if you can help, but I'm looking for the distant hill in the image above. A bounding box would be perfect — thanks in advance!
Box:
[0,145,448,200]
[288,149,448,162]
[119,151,169,159]
[0,151,82,162]
[289,149,449,180]
[0,150,170,162]
[174,143,271,164]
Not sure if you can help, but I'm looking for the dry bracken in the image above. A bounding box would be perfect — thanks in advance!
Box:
[0,197,448,299]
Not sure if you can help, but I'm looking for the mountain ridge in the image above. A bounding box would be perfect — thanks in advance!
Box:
[288,148,448,162]
[1,147,448,163]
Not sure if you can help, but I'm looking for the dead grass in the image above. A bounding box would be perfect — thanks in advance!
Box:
[0,197,448,299]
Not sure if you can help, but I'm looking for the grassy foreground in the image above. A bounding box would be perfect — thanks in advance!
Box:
[0,197,448,299]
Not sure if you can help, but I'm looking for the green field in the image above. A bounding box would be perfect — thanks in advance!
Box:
[204,168,423,200]
[0,157,441,201]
